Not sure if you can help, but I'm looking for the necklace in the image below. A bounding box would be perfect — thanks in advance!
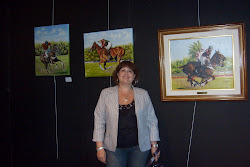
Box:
[119,88,131,102]
[124,97,129,102]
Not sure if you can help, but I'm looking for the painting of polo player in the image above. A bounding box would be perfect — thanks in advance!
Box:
[171,36,233,90]
[34,24,70,76]
[84,28,134,77]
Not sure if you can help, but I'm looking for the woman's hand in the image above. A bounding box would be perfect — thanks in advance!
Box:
[151,147,160,162]
[97,149,106,164]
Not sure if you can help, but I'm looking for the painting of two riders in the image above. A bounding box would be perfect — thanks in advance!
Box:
[170,37,233,90]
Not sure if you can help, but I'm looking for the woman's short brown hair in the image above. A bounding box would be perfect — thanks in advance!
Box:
[112,61,139,85]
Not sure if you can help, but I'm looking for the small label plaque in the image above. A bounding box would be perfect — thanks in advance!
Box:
[197,92,207,94]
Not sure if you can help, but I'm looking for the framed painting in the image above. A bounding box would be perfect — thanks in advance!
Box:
[158,23,247,101]
[83,28,134,77]
[34,24,70,76]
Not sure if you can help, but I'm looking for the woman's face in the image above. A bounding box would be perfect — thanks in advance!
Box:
[117,66,135,85]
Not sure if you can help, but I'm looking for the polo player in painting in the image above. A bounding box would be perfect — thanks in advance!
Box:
[98,39,112,51]
[42,40,51,61]
[195,48,204,62]
[200,46,214,69]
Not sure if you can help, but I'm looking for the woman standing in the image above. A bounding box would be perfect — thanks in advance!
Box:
[93,61,160,167]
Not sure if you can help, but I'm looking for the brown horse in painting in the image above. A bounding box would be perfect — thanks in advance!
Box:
[97,39,125,64]
[109,46,125,64]
[178,50,226,87]
[40,45,64,72]
[90,42,125,70]
[40,53,50,71]
[49,45,64,69]
[89,42,110,70]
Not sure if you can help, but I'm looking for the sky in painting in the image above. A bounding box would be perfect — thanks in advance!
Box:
[34,24,69,44]
[170,36,233,61]
[84,28,133,49]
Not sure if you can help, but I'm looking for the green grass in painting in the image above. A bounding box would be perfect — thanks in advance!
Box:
[35,55,70,76]
[85,62,119,77]
[172,76,234,90]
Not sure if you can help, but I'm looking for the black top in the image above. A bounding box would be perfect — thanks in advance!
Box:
[117,100,139,148]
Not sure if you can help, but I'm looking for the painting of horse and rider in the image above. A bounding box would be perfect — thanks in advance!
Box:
[170,36,234,90]
[34,24,70,76]
[84,28,134,77]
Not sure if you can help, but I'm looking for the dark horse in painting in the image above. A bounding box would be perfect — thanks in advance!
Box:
[40,52,50,71]
[178,50,226,87]
[48,45,64,69]
[40,45,64,72]
[90,42,125,70]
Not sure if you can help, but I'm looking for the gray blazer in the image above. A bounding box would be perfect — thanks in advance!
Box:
[92,85,160,152]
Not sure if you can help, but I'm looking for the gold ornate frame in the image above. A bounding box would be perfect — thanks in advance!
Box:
[158,23,247,101]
